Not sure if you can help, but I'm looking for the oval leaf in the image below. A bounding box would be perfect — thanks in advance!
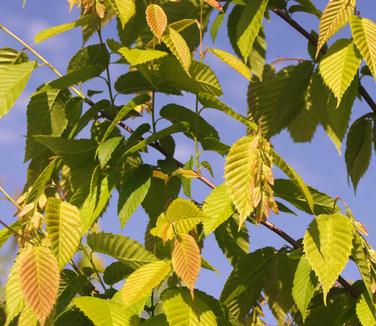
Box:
[146,4,168,40]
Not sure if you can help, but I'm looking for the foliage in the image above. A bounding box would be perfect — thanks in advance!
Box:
[0,0,375,325]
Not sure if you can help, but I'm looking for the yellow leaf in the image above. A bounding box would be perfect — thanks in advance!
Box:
[19,246,59,323]
[205,0,223,12]
[121,260,171,307]
[5,257,24,325]
[316,0,355,57]
[172,234,201,297]
[350,16,376,80]
[146,4,168,41]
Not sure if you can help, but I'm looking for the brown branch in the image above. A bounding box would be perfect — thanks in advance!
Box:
[272,9,376,115]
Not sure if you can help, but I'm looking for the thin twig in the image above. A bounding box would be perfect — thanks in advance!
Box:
[0,185,21,210]
[81,246,107,292]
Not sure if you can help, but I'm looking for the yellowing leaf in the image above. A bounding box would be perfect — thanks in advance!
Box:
[18,306,37,326]
[150,198,207,242]
[19,246,59,323]
[162,27,191,73]
[121,260,171,307]
[316,0,355,56]
[46,198,82,269]
[172,234,201,297]
[350,16,376,80]
[146,4,168,40]
[225,135,277,228]
[319,39,362,106]
[303,214,353,304]
[108,0,135,28]
[118,48,168,66]
[5,257,24,325]
[205,0,223,12]
[209,48,251,80]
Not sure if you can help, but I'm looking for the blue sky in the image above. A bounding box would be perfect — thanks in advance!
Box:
[0,0,375,323]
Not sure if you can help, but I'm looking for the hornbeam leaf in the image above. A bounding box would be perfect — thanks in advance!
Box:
[350,16,376,80]
[316,0,355,56]
[45,198,82,269]
[146,4,168,40]
[0,47,28,67]
[0,221,21,249]
[151,198,207,242]
[356,293,376,326]
[162,288,217,326]
[87,232,157,269]
[203,183,234,236]
[19,246,59,323]
[118,47,168,66]
[319,39,361,106]
[34,14,96,43]
[162,27,191,73]
[172,234,201,296]
[108,0,135,28]
[292,256,318,321]
[345,115,373,191]
[18,306,37,326]
[118,165,152,228]
[121,260,171,307]
[236,0,268,61]
[303,214,353,304]
[73,296,132,326]
[5,257,24,325]
[208,48,251,80]
[0,61,35,119]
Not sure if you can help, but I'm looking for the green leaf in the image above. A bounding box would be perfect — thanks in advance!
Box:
[103,262,133,286]
[356,293,376,326]
[208,48,251,80]
[26,158,57,203]
[288,0,321,18]
[124,122,190,157]
[118,165,152,228]
[350,16,376,80]
[121,260,171,307]
[271,150,315,214]
[0,221,21,249]
[151,198,207,241]
[316,0,355,56]
[162,27,191,73]
[25,89,69,161]
[318,39,362,106]
[236,0,268,61]
[292,256,318,321]
[215,217,249,266]
[68,44,110,74]
[108,0,136,28]
[345,115,373,190]
[45,198,82,269]
[87,232,157,270]
[118,48,168,66]
[97,137,123,168]
[34,14,96,43]
[0,47,28,67]
[274,179,339,215]
[5,257,25,325]
[221,247,275,319]
[198,93,257,131]
[160,104,219,144]
[100,94,149,145]
[0,61,35,119]
[203,183,234,236]
[142,315,168,326]
[310,70,358,153]
[247,63,313,138]
[162,288,217,326]
[303,213,354,304]
[72,296,132,326]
